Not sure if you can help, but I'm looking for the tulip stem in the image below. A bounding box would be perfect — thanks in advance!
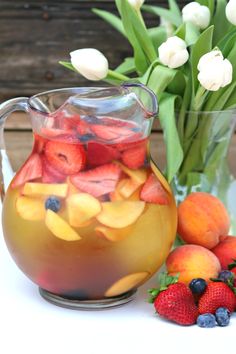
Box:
[193,86,207,111]
[107,69,130,82]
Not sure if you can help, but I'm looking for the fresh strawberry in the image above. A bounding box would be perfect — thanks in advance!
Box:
[90,125,135,142]
[33,134,46,154]
[77,120,91,135]
[115,138,147,152]
[148,273,198,326]
[41,156,66,183]
[60,114,81,131]
[87,142,120,167]
[198,281,236,314]
[41,127,73,138]
[11,153,42,189]
[121,144,146,169]
[70,163,121,197]
[140,173,169,205]
[44,141,86,175]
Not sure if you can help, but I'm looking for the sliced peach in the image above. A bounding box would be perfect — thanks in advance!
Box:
[66,177,82,196]
[95,225,132,242]
[45,209,81,241]
[119,178,141,198]
[150,160,171,194]
[66,193,101,227]
[105,272,149,297]
[115,162,147,184]
[16,196,46,221]
[23,183,68,198]
[96,201,145,228]
[109,179,127,202]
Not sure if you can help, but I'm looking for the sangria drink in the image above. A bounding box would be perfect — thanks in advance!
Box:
[1,86,177,308]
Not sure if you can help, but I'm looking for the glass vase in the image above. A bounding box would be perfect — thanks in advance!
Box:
[172,109,236,233]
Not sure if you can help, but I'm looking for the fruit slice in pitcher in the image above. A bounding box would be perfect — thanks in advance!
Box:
[67,193,101,227]
[70,163,121,198]
[104,272,149,297]
[23,182,68,198]
[115,162,147,184]
[96,201,145,228]
[140,173,169,205]
[11,153,42,189]
[45,210,81,241]
[16,196,46,221]
[44,141,86,174]
[87,142,120,167]
[42,156,66,183]
[95,224,133,242]
[121,144,146,170]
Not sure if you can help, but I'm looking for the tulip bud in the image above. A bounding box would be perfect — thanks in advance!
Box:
[70,48,109,81]
[182,2,211,30]
[197,50,233,91]
[128,0,145,11]
[226,0,236,26]
[158,36,189,69]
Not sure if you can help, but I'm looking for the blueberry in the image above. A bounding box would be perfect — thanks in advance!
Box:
[189,278,207,295]
[197,314,216,328]
[215,307,231,327]
[45,196,61,212]
[77,133,94,142]
[218,270,234,283]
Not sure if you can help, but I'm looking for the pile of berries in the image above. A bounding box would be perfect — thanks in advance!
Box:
[148,270,236,328]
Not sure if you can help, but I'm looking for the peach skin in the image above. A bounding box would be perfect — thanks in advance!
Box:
[212,236,236,270]
[166,244,221,284]
[177,192,230,249]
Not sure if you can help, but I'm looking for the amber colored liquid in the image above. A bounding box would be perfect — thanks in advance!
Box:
[2,121,177,300]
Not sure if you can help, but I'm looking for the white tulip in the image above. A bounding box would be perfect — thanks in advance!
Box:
[70,48,109,81]
[128,0,145,10]
[226,0,236,25]
[182,2,211,30]
[158,36,189,69]
[197,50,233,91]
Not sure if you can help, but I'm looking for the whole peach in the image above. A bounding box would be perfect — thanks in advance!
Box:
[178,192,230,249]
[166,244,221,284]
[211,236,236,270]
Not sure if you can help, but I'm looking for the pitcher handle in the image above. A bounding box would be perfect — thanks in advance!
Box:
[122,83,158,118]
[0,97,29,198]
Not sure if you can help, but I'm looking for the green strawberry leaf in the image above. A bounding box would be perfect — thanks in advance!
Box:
[228,259,236,271]
[147,272,179,303]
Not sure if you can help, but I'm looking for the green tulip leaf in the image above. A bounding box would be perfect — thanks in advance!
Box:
[148,27,167,49]
[168,0,182,19]
[185,22,200,46]
[115,58,136,75]
[158,93,183,182]
[142,5,181,27]
[213,0,232,45]
[92,8,125,37]
[147,65,177,96]
[174,24,186,40]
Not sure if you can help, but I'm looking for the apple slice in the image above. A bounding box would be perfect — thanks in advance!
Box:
[66,177,82,196]
[16,196,46,221]
[23,183,68,198]
[96,201,145,228]
[45,209,81,241]
[115,161,147,184]
[66,193,101,227]
[105,272,149,297]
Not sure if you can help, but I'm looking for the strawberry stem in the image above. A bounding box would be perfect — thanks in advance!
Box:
[147,272,179,303]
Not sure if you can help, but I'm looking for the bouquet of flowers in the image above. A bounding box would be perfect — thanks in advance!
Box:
[61,0,236,210]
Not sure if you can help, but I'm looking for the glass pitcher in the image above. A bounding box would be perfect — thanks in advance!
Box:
[0,84,177,309]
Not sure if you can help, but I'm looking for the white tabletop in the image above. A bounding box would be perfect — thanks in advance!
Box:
[1,224,235,354]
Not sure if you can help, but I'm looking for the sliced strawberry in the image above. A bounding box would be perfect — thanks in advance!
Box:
[33,134,46,154]
[41,156,66,183]
[44,141,86,175]
[41,127,71,138]
[121,144,147,170]
[60,114,81,131]
[70,163,121,197]
[77,120,91,135]
[90,125,136,142]
[87,142,120,167]
[11,153,42,189]
[115,137,148,152]
[140,173,169,205]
